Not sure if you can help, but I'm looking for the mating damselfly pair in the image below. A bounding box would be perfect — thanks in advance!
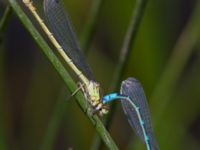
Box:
[22,0,159,149]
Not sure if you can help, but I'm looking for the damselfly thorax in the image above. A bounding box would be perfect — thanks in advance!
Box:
[80,81,109,115]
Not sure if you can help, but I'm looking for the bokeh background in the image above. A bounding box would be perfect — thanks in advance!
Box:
[0,0,200,149]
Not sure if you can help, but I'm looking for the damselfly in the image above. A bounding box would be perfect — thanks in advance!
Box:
[103,78,159,150]
[22,0,108,115]
[22,1,159,149]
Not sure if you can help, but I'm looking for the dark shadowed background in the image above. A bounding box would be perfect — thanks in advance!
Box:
[0,0,200,150]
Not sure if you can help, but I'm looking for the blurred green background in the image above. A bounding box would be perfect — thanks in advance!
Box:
[0,0,200,150]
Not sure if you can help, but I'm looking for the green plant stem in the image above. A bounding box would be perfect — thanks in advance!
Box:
[0,5,12,150]
[111,0,148,88]
[91,0,148,149]
[132,1,200,149]
[107,0,148,129]
[39,0,105,149]
[0,5,12,40]
[40,89,69,150]
[80,0,105,51]
[8,0,118,149]
[0,20,8,150]
[0,5,12,32]
[150,0,200,125]
[0,60,7,150]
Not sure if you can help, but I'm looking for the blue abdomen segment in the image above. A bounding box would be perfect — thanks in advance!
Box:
[102,93,125,103]
[102,93,119,103]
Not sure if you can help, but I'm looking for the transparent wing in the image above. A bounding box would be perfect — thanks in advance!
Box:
[44,0,94,80]
[120,77,159,150]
